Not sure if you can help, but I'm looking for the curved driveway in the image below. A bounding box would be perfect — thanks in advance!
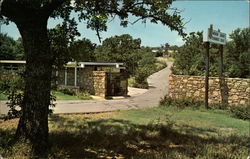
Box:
[0,62,173,114]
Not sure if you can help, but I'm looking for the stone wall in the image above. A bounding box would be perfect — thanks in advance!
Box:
[57,68,107,97]
[168,74,250,105]
[77,67,95,94]
[92,71,107,97]
[57,67,127,98]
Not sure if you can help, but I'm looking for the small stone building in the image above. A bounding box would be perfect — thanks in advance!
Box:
[0,60,128,98]
[55,62,128,98]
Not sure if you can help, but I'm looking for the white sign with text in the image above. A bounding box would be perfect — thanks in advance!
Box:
[203,27,226,45]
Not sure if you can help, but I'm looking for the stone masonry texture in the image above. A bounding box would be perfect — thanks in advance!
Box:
[57,67,127,98]
[168,74,250,105]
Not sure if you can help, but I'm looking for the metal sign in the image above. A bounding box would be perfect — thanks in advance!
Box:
[203,25,226,45]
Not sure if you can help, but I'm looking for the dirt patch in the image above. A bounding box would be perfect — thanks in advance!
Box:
[0,118,18,130]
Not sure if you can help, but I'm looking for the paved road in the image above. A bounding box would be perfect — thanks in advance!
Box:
[0,62,173,114]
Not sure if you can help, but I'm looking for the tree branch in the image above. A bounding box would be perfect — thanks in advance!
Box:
[42,0,66,17]
[1,0,65,23]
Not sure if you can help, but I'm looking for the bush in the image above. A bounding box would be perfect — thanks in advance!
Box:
[159,96,203,109]
[130,61,167,89]
[155,51,163,57]
[134,67,150,84]
[128,77,135,87]
[0,70,24,119]
[76,91,92,100]
[132,57,167,89]
[128,76,148,89]
[132,81,149,89]
[155,61,167,72]
[56,86,93,100]
[229,105,250,120]
[57,86,78,95]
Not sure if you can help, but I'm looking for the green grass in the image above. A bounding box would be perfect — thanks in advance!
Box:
[0,92,8,100]
[0,106,248,159]
[114,107,249,135]
[166,57,175,62]
[53,91,93,100]
[52,91,81,100]
[156,56,175,62]
[0,91,92,101]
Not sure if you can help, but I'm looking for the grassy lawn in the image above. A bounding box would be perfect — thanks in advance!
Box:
[0,93,8,100]
[51,91,82,100]
[0,106,248,159]
[0,91,92,101]
[156,56,175,62]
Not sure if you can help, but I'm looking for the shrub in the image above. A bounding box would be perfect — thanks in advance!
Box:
[155,51,163,57]
[132,81,149,89]
[155,61,167,72]
[56,86,92,100]
[128,77,135,87]
[57,86,78,96]
[229,105,250,120]
[76,91,92,100]
[159,96,203,109]
[134,67,150,85]
[129,76,148,89]
[0,71,24,119]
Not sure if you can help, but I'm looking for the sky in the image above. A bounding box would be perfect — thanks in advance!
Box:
[1,0,249,47]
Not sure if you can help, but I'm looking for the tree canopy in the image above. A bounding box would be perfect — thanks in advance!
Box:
[172,31,205,76]
[95,34,141,75]
[0,0,186,156]
[172,28,250,78]
[0,33,24,60]
[224,28,250,78]
[69,38,96,62]
[94,34,159,88]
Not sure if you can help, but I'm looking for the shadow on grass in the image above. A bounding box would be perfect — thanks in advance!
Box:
[47,115,248,159]
[0,128,16,149]
[0,114,248,158]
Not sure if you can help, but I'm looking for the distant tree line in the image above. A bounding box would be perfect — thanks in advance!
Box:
[0,33,162,87]
[1,27,248,79]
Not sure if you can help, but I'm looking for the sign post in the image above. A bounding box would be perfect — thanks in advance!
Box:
[203,24,226,108]
[204,41,210,109]
[219,44,228,105]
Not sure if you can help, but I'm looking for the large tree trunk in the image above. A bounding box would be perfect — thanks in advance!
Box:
[15,17,52,155]
[1,0,64,156]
